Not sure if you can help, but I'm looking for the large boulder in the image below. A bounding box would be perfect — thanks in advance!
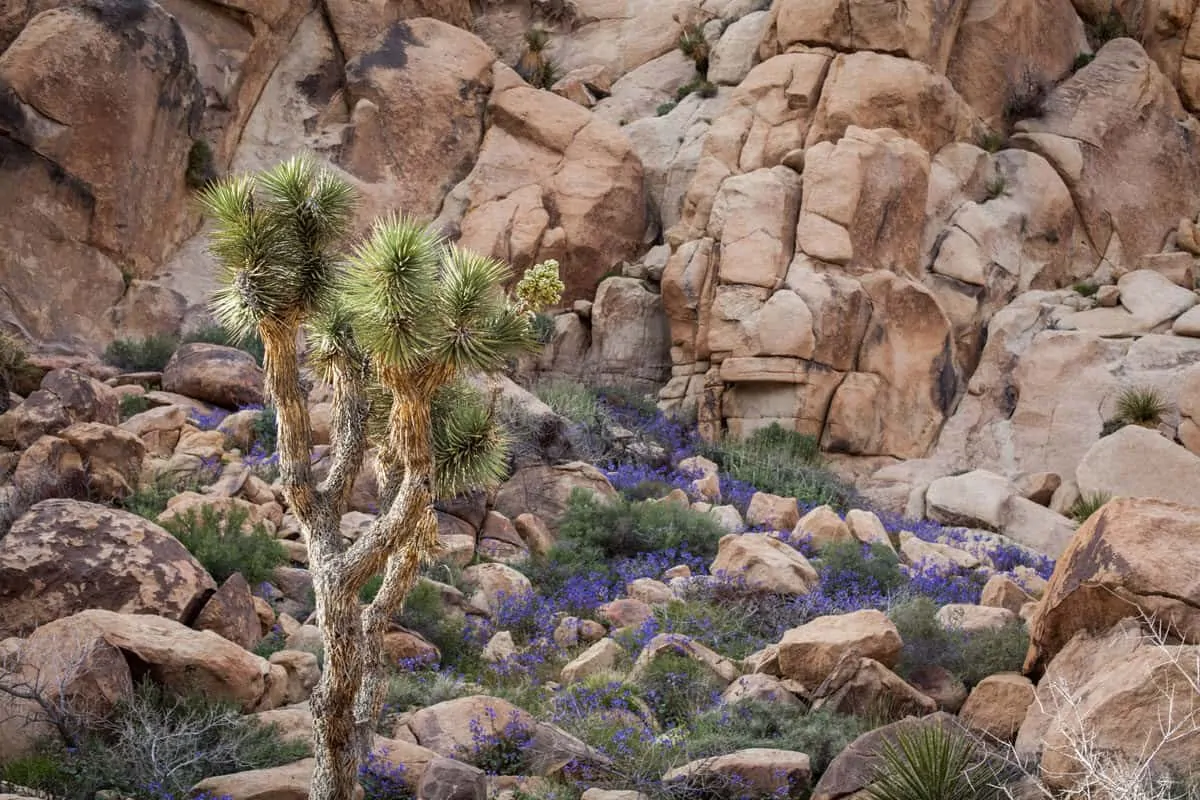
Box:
[806,52,982,154]
[777,610,903,687]
[763,0,968,72]
[1017,620,1200,792]
[0,500,216,638]
[925,469,1075,557]
[404,695,601,775]
[958,672,1035,742]
[492,462,616,532]
[162,343,264,409]
[11,434,87,503]
[326,0,474,59]
[0,369,119,449]
[709,533,818,596]
[59,421,147,501]
[193,573,263,651]
[340,18,495,219]
[663,749,811,799]
[1013,39,1200,271]
[439,79,646,306]
[25,610,278,712]
[0,613,135,760]
[547,0,699,79]
[1025,497,1200,673]
[821,272,958,460]
[460,563,533,617]
[192,759,324,800]
[0,0,204,351]
[945,0,1086,126]
[586,277,672,391]
[1075,425,1200,508]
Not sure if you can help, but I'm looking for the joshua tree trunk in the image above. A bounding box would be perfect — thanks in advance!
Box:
[310,575,366,800]
[354,381,438,757]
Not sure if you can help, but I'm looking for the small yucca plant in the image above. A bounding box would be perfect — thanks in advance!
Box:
[1114,386,1170,428]
[1068,491,1112,525]
[865,725,1008,800]
[517,28,560,89]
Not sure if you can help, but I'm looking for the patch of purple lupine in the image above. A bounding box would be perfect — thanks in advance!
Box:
[359,751,412,800]
[189,407,230,430]
[603,461,700,498]
[903,558,991,605]
[596,393,700,461]
[458,708,535,775]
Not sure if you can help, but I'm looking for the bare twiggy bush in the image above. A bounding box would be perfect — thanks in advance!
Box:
[988,610,1200,800]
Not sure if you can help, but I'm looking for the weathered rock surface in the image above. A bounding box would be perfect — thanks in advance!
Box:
[1026,497,1200,673]
[1018,620,1200,792]
[1075,425,1200,508]
[439,79,646,306]
[493,462,616,532]
[405,695,602,775]
[27,609,277,711]
[710,533,818,595]
[777,610,903,687]
[0,0,204,351]
[0,500,215,637]
[162,344,264,409]
[958,672,1035,742]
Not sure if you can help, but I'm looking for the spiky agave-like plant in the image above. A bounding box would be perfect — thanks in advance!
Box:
[200,155,562,800]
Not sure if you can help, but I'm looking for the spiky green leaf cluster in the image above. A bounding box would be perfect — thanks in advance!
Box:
[431,381,509,500]
[865,725,1008,800]
[200,156,356,342]
[343,219,542,374]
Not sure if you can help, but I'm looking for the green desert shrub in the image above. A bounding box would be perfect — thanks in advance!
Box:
[675,78,717,101]
[677,23,710,75]
[118,394,153,421]
[160,505,288,584]
[889,597,1029,688]
[816,539,907,600]
[385,669,474,713]
[532,379,606,427]
[1086,9,1128,47]
[0,683,307,800]
[103,334,180,372]
[699,423,858,510]
[1114,385,1170,427]
[1073,281,1099,297]
[0,330,37,412]
[1003,68,1048,124]
[633,652,724,729]
[104,326,266,372]
[526,491,726,594]
[687,699,870,780]
[186,139,218,189]
[531,312,555,344]
[864,723,1009,800]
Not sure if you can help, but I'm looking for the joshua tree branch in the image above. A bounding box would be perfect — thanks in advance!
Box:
[260,320,318,520]
[318,359,371,514]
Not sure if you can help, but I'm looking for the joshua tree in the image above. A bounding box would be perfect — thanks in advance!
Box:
[200,155,563,800]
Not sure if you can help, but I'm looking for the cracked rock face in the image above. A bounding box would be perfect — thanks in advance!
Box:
[1025,496,1200,674]
[0,0,203,350]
